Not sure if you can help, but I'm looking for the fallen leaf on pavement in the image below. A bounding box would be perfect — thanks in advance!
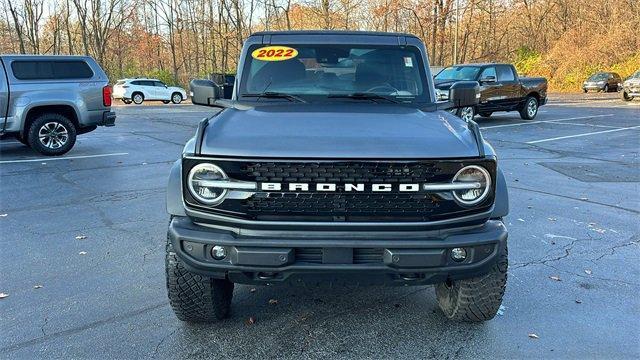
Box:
[575,299,582,304]
[250,288,256,293]
[75,235,87,240]
[78,251,87,255]
[497,305,506,316]
[548,217,557,221]
[0,292,8,299]
[0,213,7,217]
[245,316,256,325]
[517,218,525,222]
[268,299,278,305]
[549,276,561,281]
[584,269,592,275]
[33,285,43,289]
[528,333,540,339]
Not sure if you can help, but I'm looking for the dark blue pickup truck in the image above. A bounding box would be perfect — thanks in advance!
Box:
[166,31,510,323]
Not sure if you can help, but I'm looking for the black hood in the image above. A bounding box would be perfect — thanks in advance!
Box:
[200,103,480,159]
[433,80,456,90]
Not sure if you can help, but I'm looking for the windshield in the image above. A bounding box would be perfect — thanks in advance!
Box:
[588,73,608,81]
[240,44,429,103]
[435,66,481,81]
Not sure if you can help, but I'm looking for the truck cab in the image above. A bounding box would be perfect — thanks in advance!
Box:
[166,31,509,323]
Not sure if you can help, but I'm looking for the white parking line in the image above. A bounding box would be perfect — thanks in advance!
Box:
[526,126,640,144]
[480,114,615,129]
[545,121,622,129]
[0,152,128,164]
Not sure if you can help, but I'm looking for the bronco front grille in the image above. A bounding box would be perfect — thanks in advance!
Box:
[183,158,496,222]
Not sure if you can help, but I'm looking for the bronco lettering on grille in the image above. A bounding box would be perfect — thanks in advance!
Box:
[260,183,421,192]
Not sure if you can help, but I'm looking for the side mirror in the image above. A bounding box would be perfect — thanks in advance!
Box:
[190,79,220,106]
[479,75,496,84]
[449,81,480,108]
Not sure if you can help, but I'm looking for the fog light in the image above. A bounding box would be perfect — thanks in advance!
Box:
[211,246,227,260]
[451,247,467,262]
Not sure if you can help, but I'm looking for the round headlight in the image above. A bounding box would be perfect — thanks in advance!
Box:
[187,163,228,205]
[452,165,491,206]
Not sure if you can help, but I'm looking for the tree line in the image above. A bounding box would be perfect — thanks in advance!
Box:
[1,0,638,90]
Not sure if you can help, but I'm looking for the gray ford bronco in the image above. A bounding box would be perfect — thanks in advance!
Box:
[167,31,509,323]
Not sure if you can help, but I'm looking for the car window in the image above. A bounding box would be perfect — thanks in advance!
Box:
[241,44,429,103]
[11,60,94,80]
[154,81,165,87]
[435,66,481,81]
[496,66,515,82]
[480,67,496,79]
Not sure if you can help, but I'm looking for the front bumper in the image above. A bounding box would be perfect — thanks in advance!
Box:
[168,216,508,286]
[583,84,605,91]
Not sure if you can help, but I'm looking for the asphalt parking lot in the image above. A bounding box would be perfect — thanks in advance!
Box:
[1,94,638,359]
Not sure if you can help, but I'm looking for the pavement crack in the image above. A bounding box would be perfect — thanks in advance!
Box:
[510,185,639,214]
[152,328,178,358]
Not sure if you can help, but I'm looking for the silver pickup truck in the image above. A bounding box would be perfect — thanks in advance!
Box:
[0,55,116,156]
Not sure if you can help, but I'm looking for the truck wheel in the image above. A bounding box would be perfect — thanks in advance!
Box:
[132,92,144,105]
[435,242,508,322]
[171,92,183,104]
[27,113,77,156]
[166,236,234,323]
[455,106,474,122]
[478,112,492,118]
[620,91,633,101]
[519,97,538,120]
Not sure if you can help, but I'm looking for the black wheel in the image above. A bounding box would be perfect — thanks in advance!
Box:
[603,84,609,93]
[132,92,144,105]
[620,90,633,101]
[519,96,538,120]
[171,92,183,104]
[27,113,77,156]
[162,100,170,104]
[122,99,132,104]
[478,112,492,118]
[455,106,474,122]
[166,235,234,323]
[435,240,508,322]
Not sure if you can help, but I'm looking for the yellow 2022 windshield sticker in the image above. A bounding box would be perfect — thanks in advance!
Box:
[251,46,298,61]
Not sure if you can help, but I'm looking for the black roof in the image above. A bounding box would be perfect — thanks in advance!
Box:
[250,30,418,38]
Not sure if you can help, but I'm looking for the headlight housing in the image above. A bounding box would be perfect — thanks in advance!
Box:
[187,163,228,205]
[435,88,449,101]
[452,165,491,206]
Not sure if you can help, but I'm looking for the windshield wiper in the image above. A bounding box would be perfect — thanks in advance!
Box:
[327,93,400,103]
[241,92,307,103]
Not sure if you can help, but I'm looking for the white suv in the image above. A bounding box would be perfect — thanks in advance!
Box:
[112,78,187,105]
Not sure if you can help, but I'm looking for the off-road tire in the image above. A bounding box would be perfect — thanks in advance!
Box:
[171,92,183,104]
[166,236,234,323]
[620,91,633,101]
[27,113,77,156]
[519,96,538,120]
[435,242,508,322]
[132,92,144,105]
[478,111,492,118]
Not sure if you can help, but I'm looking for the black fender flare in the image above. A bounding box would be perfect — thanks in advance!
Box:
[491,167,509,218]
[167,160,187,216]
